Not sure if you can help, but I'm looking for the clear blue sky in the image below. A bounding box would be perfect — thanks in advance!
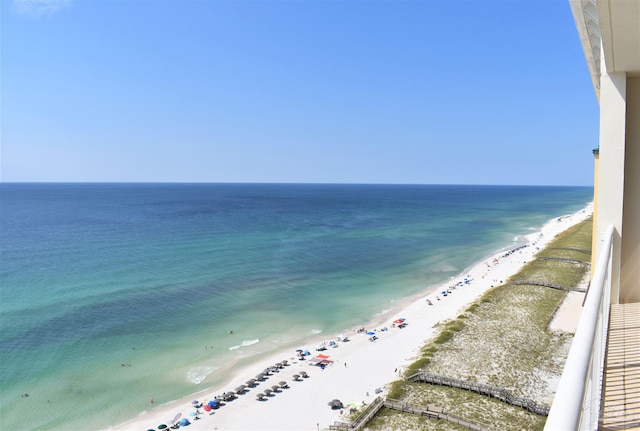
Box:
[1,0,599,185]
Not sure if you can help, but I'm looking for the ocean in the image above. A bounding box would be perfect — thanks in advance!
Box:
[0,183,592,430]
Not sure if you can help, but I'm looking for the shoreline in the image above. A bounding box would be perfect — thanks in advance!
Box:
[111,204,593,431]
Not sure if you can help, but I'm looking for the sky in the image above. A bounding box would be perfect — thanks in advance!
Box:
[1,0,600,185]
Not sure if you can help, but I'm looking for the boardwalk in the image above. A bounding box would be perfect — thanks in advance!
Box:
[536,256,590,265]
[326,397,385,431]
[327,396,490,431]
[546,247,591,255]
[407,372,550,416]
[383,398,490,431]
[510,279,586,292]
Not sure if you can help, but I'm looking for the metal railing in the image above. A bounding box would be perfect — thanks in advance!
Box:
[544,224,614,431]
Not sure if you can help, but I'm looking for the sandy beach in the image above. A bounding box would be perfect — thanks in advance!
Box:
[112,205,592,431]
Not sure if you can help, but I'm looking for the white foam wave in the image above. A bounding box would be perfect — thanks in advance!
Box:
[376,308,391,316]
[311,329,323,334]
[241,338,260,347]
[186,366,218,385]
[228,338,260,350]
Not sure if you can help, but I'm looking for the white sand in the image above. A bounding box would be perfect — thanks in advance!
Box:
[549,291,586,333]
[112,205,592,431]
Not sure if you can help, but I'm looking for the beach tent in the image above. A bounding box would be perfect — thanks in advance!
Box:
[179,418,190,426]
[328,399,344,409]
[310,354,332,366]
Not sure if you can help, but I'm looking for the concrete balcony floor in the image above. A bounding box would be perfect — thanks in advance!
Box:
[600,302,640,430]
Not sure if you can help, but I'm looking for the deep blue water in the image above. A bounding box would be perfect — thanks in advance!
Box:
[0,183,592,430]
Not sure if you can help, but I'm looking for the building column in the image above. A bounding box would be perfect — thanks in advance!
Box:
[596,71,626,303]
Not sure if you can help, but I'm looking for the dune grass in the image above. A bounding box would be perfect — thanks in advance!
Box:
[363,217,593,431]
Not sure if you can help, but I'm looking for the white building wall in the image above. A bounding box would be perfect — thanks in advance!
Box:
[621,78,640,302]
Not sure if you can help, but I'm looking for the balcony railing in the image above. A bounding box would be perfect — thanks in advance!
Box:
[544,224,614,431]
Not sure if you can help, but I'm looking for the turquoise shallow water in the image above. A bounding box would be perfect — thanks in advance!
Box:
[0,183,592,430]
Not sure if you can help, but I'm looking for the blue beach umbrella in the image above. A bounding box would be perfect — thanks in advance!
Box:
[366,331,376,336]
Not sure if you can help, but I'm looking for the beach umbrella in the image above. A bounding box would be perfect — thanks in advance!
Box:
[179,418,190,426]
[203,404,211,412]
[189,411,197,417]
[366,331,376,336]
[191,400,199,405]
[157,424,167,430]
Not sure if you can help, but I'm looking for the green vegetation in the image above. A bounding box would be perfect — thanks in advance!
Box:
[364,216,593,431]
